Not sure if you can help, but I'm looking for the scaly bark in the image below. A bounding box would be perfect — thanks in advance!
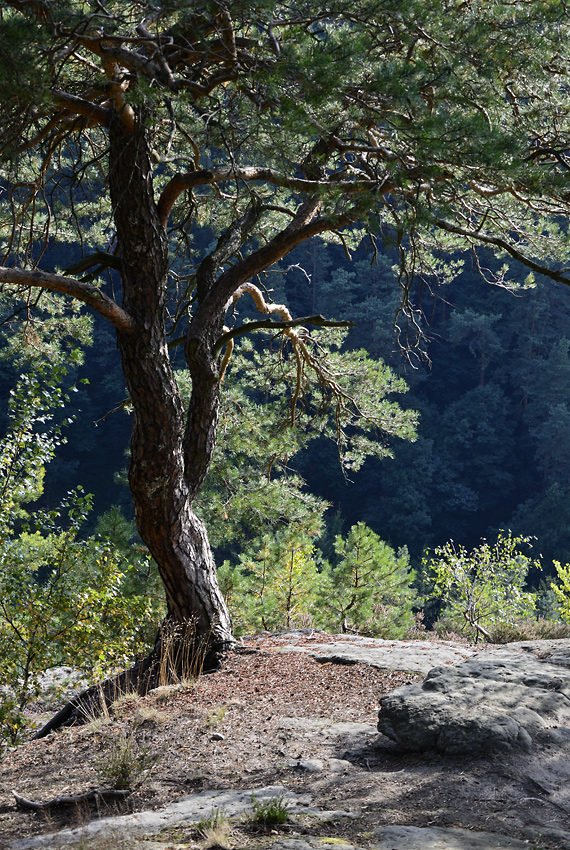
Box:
[108,112,232,654]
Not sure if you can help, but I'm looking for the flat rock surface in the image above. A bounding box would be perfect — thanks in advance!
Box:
[371,826,538,849]
[258,630,478,674]
[3,633,570,850]
[9,786,354,849]
[271,826,535,850]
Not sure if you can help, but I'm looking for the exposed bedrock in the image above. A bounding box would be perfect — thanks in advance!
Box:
[377,639,570,756]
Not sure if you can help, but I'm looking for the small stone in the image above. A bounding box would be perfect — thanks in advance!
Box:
[210,732,225,741]
[287,758,324,772]
[327,758,353,773]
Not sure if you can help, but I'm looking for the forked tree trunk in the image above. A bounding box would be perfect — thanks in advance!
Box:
[108,115,233,655]
[35,122,232,737]
[33,114,234,739]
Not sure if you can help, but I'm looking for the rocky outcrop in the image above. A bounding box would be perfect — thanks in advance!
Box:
[377,640,570,755]
[260,630,478,673]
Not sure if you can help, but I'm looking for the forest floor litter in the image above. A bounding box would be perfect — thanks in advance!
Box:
[1,631,570,850]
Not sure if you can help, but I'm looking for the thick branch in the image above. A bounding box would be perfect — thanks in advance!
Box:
[157,166,382,226]
[64,250,121,277]
[213,315,356,356]
[434,219,570,287]
[195,202,263,302]
[202,211,355,322]
[51,91,109,127]
[0,267,136,333]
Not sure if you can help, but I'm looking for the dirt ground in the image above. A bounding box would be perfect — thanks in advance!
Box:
[0,633,568,849]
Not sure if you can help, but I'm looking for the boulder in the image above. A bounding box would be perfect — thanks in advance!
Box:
[377,641,570,755]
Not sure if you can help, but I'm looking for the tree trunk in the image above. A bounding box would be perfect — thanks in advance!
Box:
[33,112,236,739]
[108,113,232,658]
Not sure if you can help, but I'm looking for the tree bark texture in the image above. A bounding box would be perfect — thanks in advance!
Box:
[108,113,232,655]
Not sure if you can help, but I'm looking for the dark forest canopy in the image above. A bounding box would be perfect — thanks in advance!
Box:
[2,0,570,703]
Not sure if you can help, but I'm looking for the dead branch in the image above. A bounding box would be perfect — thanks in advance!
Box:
[213,314,355,357]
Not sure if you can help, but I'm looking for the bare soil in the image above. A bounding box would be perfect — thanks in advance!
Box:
[0,633,567,849]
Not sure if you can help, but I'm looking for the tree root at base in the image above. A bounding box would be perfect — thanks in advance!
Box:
[32,635,232,740]
[13,788,131,811]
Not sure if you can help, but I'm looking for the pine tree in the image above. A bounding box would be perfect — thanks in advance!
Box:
[2,1,570,727]
[317,522,416,636]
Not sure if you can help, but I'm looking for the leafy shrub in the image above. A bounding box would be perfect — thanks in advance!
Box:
[0,369,163,749]
[551,561,570,623]
[0,499,161,744]
[427,532,541,643]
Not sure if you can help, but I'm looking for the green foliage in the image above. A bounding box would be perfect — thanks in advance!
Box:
[219,521,416,639]
[4,0,570,654]
[95,505,166,641]
[191,333,416,558]
[0,293,92,370]
[250,794,289,826]
[236,527,320,633]
[0,371,162,748]
[316,522,416,636]
[0,498,160,745]
[427,532,541,642]
[0,365,72,523]
[551,561,570,623]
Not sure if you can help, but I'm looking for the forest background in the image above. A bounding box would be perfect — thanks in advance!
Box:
[3,231,569,629]
[8,236,570,578]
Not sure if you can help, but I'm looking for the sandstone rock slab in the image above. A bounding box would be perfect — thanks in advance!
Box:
[8,786,353,850]
[269,632,477,674]
[377,640,570,756]
[269,828,537,850]
[372,825,537,849]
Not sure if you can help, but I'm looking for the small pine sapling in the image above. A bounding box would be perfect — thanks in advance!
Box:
[316,522,416,636]
[238,527,320,631]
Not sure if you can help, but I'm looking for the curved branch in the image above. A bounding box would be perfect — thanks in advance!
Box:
[51,91,109,127]
[434,219,570,287]
[196,202,263,301]
[213,315,356,357]
[157,166,383,226]
[205,210,356,319]
[0,267,136,334]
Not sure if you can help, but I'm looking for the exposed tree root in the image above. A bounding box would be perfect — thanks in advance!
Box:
[33,624,232,740]
[13,788,131,811]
